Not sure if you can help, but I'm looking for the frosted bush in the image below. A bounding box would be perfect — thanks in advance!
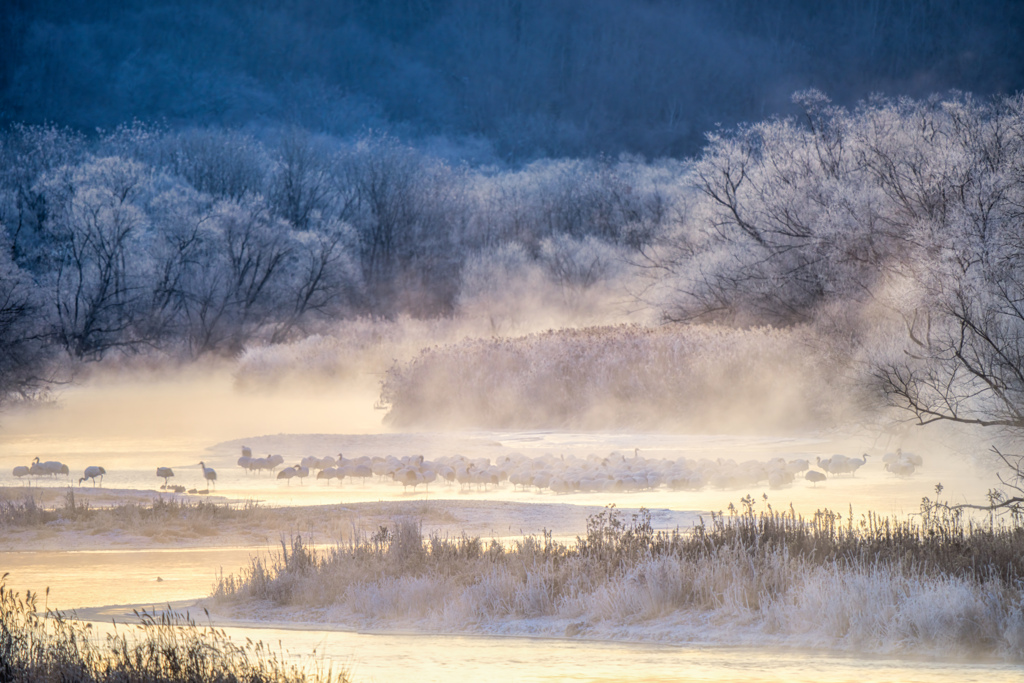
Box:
[380,323,859,431]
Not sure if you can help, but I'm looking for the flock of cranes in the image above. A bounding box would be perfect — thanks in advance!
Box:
[8,459,209,492]
[11,457,70,480]
[227,445,922,495]
[11,458,109,486]
[7,446,923,495]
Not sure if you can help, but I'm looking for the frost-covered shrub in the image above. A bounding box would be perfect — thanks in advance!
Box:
[380,323,856,431]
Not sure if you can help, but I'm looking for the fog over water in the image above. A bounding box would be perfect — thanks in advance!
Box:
[0,364,995,516]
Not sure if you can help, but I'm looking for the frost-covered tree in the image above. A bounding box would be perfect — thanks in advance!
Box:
[340,134,464,314]
[649,91,903,326]
[872,95,1024,431]
[36,156,156,359]
[269,129,338,232]
[0,124,86,273]
[0,239,50,403]
[176,197,294,355]
[270,216,361,342]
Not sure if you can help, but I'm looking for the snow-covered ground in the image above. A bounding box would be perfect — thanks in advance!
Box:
[68,611,1023,683]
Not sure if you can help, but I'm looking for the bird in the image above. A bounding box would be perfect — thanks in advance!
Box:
[886,459,916,477]
[12,465,30,481]
[392,467,423,492]
[768,469,794,489]
[156,467,174,488]
[350,463,372,483]
[900,449,923,468]
[805,470,826,487]
[29,457,47,478]
[848,454,869,476]
[199,461,217,489]
[79,466,106,486]
[882,448,919,477]
[316,467,339,484]
[277,466,298,485]
[828,455,856,475]
[549,477,570,494]
[40,460,66,477]
[816,456,841,475]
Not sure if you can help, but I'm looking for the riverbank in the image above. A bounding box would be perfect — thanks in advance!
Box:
[0,488,694,552]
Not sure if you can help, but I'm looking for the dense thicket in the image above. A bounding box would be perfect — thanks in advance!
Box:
[2,0,1022,158]
[380,324,851,431]
[646,92,1024,435]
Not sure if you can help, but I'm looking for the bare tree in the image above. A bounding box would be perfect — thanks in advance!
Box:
[39,156,153,359]
[270,217,361,342]
[180,197,293,355]
[269,129,335,231]
[0,244,52,404]
[340,134,463,314]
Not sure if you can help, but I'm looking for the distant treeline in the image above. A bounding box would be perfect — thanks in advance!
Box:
[2,0,1022,158]
[0,121,678,401]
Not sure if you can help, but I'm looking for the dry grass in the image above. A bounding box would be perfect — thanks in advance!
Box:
[0,490,260,531]
[213,502,1024,659]
[0,575,349,683]
[0,495,602,553]
[0,492,353,549]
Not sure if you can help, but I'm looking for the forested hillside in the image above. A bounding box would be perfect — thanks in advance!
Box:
[2,0,1022,159]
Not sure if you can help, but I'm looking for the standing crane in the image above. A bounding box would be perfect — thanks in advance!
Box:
[79,466,106,486]
[199,461,217,489]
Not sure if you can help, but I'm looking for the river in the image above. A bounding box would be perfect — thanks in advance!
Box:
[0,370,1020,682]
